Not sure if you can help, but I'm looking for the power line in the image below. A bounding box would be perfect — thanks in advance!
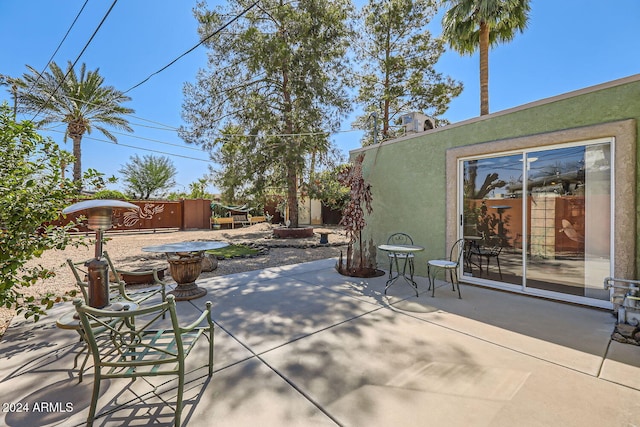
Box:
[29,0,119,122]
[29,0,89,90]
[95,129,206,152]
[40,91,364,139]
[122,0,259,95]
[45,128,212,163]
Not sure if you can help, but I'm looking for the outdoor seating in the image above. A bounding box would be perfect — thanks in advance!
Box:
[73,295,214,427]
[67,251,167,306]
[427,238,464,298]
[471,238,503,280]
[386,233,416,283]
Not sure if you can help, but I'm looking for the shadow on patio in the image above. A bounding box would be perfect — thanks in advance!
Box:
[1,258,639,426]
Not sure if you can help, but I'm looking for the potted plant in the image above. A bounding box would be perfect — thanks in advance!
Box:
[212,215,221,230]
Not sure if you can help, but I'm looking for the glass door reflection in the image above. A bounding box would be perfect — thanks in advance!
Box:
[462,154,523,287]
[461,141,611,302]
[524,144,611,300]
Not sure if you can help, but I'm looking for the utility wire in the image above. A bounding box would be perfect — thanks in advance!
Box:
[25,0,89,94]
[41,91,363,139]
[45,128,212,163]
[29,0,119,122]
[122,0,259,94]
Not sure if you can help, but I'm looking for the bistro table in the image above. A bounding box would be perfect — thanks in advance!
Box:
[56,301,139,382]
[377,244,425,297]
[141,241,228,301]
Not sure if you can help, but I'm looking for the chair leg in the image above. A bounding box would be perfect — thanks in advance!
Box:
[87,371,101,426]
[427,265,432,290]
[454,269,462,299]
[496,256,503,280]
[388,258,393,280]
[175,378,184,427]
[175,362,185,427]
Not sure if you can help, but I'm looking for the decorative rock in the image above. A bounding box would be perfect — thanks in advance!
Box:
[201,253,219,272]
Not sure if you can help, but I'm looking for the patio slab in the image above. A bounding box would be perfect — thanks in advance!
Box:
[1,258,639,426]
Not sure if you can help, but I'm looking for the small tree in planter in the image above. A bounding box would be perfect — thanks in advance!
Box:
[336,153,381,277]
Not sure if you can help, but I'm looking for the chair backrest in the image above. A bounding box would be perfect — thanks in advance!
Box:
[450,238,466,266]
[67,258,123,303]
[387,233,414,246]
[73,295,186,372]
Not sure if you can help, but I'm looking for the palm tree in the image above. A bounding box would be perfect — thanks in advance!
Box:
[442,0,530,116]
[16,61,134,186]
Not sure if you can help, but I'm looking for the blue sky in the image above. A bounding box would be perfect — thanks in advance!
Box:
[2,0,639,194]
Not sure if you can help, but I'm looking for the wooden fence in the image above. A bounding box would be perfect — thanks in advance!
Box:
[57,199,210,232]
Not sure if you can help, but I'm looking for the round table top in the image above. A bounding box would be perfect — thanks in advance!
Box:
[490,205,512,210]
[56,301,139,330]
[141,241,229,253]
[463,235,483,240]
[378,244,425,253]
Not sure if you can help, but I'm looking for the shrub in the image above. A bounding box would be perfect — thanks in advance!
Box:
[0,105,81,320]
[93,189,128,200]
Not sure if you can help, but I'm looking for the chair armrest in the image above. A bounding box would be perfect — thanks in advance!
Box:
[114,267,165,284]
[179,301,214,333]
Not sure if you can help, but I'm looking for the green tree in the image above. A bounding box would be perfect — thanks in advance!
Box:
[93,189,128,200]
[304,164,350,210]
[442,0,531,116]
[0,104,80,320]
[180,0,353,228]
[119,154,177,199]
[354,0,463,143]
[15,61,134,185]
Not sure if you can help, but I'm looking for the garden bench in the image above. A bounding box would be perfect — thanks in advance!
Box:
[249,215,266,225]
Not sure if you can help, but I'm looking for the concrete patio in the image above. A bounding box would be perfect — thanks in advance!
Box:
[1,257,639,426]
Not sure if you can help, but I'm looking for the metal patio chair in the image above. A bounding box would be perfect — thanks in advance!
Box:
[470,236,503,280]
[386,232,416,282]
[427,238,465,298]
[74,295,214,427]
[67,251,166,306]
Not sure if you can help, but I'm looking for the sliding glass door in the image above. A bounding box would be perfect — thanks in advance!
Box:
[460,139,612,303]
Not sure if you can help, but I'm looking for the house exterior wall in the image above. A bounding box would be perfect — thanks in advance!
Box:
[351,74,640,284]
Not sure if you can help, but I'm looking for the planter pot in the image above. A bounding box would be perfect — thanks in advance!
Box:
[273,226,314,239]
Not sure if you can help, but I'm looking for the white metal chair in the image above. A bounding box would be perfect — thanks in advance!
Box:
[427,238,465,298]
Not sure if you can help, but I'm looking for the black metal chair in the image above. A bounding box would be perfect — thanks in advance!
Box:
[427,239,465,298]
[471,238,503,280]
[386,233,416,283]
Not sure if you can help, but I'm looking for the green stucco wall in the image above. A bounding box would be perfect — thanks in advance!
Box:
[352,75,640,278]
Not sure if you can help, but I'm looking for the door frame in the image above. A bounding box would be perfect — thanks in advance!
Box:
[446,120,636,308]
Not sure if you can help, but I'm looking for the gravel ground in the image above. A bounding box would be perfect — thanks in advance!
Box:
[0,223,348,336]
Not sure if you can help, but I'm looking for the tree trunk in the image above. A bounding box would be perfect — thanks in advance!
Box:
[479,21,490,116]
[382,21,392,138]
[280,30,299,229]
[286,164,299,228]
[72,135,82,186]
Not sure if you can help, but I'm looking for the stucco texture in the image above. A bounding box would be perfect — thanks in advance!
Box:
[353,75,640,282]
